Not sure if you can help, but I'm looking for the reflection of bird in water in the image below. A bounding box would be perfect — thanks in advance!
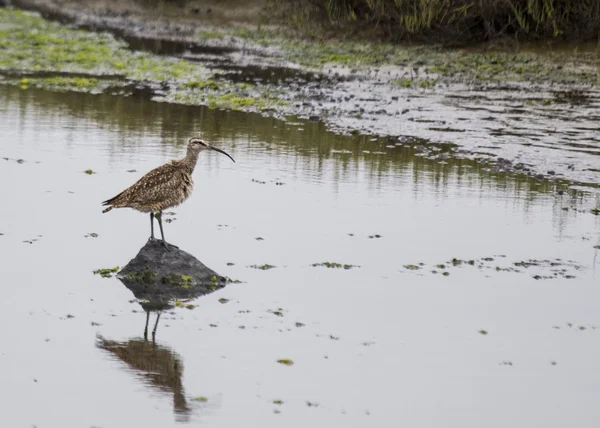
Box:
[102,137,235,248]
[96,313,190,419]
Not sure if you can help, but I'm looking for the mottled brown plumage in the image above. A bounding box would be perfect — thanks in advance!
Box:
[102,137,235,247]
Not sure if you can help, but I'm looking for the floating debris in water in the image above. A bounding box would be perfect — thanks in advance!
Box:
[312,262,359,269]
[273,399,284,405]
[401,256,583,279]
[255,237,264,241]
[193,396,208,402]
[218,298,230,304]
[93,266,119,278]
[249,264,276,270]
[84,169,95,175]
[479,330,488,335]
[368,234,382,239]
[85,232,99,238]
[295,322,305,328]
[277,358,294,366]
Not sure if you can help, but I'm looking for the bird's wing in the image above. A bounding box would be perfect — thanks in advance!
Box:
[116,162,186,206]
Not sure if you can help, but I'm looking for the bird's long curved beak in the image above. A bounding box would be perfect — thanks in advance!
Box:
[208,145,235,163]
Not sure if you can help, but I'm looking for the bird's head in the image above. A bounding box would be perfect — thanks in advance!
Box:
[187,137,235,162]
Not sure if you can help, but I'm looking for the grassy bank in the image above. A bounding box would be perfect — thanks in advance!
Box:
[271,0,600,44]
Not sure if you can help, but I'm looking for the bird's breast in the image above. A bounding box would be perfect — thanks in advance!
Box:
[182,175,193,200]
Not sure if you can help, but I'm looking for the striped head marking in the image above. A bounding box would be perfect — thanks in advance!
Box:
[188,137,209,152]
[187,137,235,163]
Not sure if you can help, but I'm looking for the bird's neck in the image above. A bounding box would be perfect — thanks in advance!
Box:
[182,149,200,172]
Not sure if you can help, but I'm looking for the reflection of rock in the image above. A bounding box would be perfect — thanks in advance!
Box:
[96,333,190,421]
[97,240,227,421]
[117,239,227,310]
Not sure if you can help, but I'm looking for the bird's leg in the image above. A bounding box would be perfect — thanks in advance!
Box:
[156,211,169,250]
[149,212,155,240]
[152,312,161,343]
[144,310,150,341]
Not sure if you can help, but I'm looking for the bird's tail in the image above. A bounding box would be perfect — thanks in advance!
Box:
[102,190,125,213]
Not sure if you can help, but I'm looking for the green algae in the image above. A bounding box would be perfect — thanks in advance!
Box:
[403,264,421,270]
[93,266,119,278]
[311,262,358,269]
[249,264,276,270]
[0,9,211,88]
[161,274,193,288]
[126,268,157,285]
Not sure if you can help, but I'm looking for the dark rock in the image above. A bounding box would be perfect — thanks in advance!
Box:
[117,240,226,310]
[309,115,321,122]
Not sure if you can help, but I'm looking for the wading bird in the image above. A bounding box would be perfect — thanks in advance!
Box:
[102,137,235,248]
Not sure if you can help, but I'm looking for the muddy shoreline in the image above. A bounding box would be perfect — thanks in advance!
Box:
[4,0,600,188]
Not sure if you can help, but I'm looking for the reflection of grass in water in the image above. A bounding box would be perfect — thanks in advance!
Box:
[0,83,586,222]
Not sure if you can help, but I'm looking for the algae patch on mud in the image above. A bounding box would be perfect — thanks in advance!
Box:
[0,9,210,85]
[225,26,599,85]
[0,9,285,111]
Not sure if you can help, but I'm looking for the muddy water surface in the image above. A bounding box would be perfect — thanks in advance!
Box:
[1,85,600,427]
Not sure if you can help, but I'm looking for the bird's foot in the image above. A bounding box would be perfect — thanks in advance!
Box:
[160,240,179,251]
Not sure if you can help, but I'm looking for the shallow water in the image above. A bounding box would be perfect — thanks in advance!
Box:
[1,84,600,428]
